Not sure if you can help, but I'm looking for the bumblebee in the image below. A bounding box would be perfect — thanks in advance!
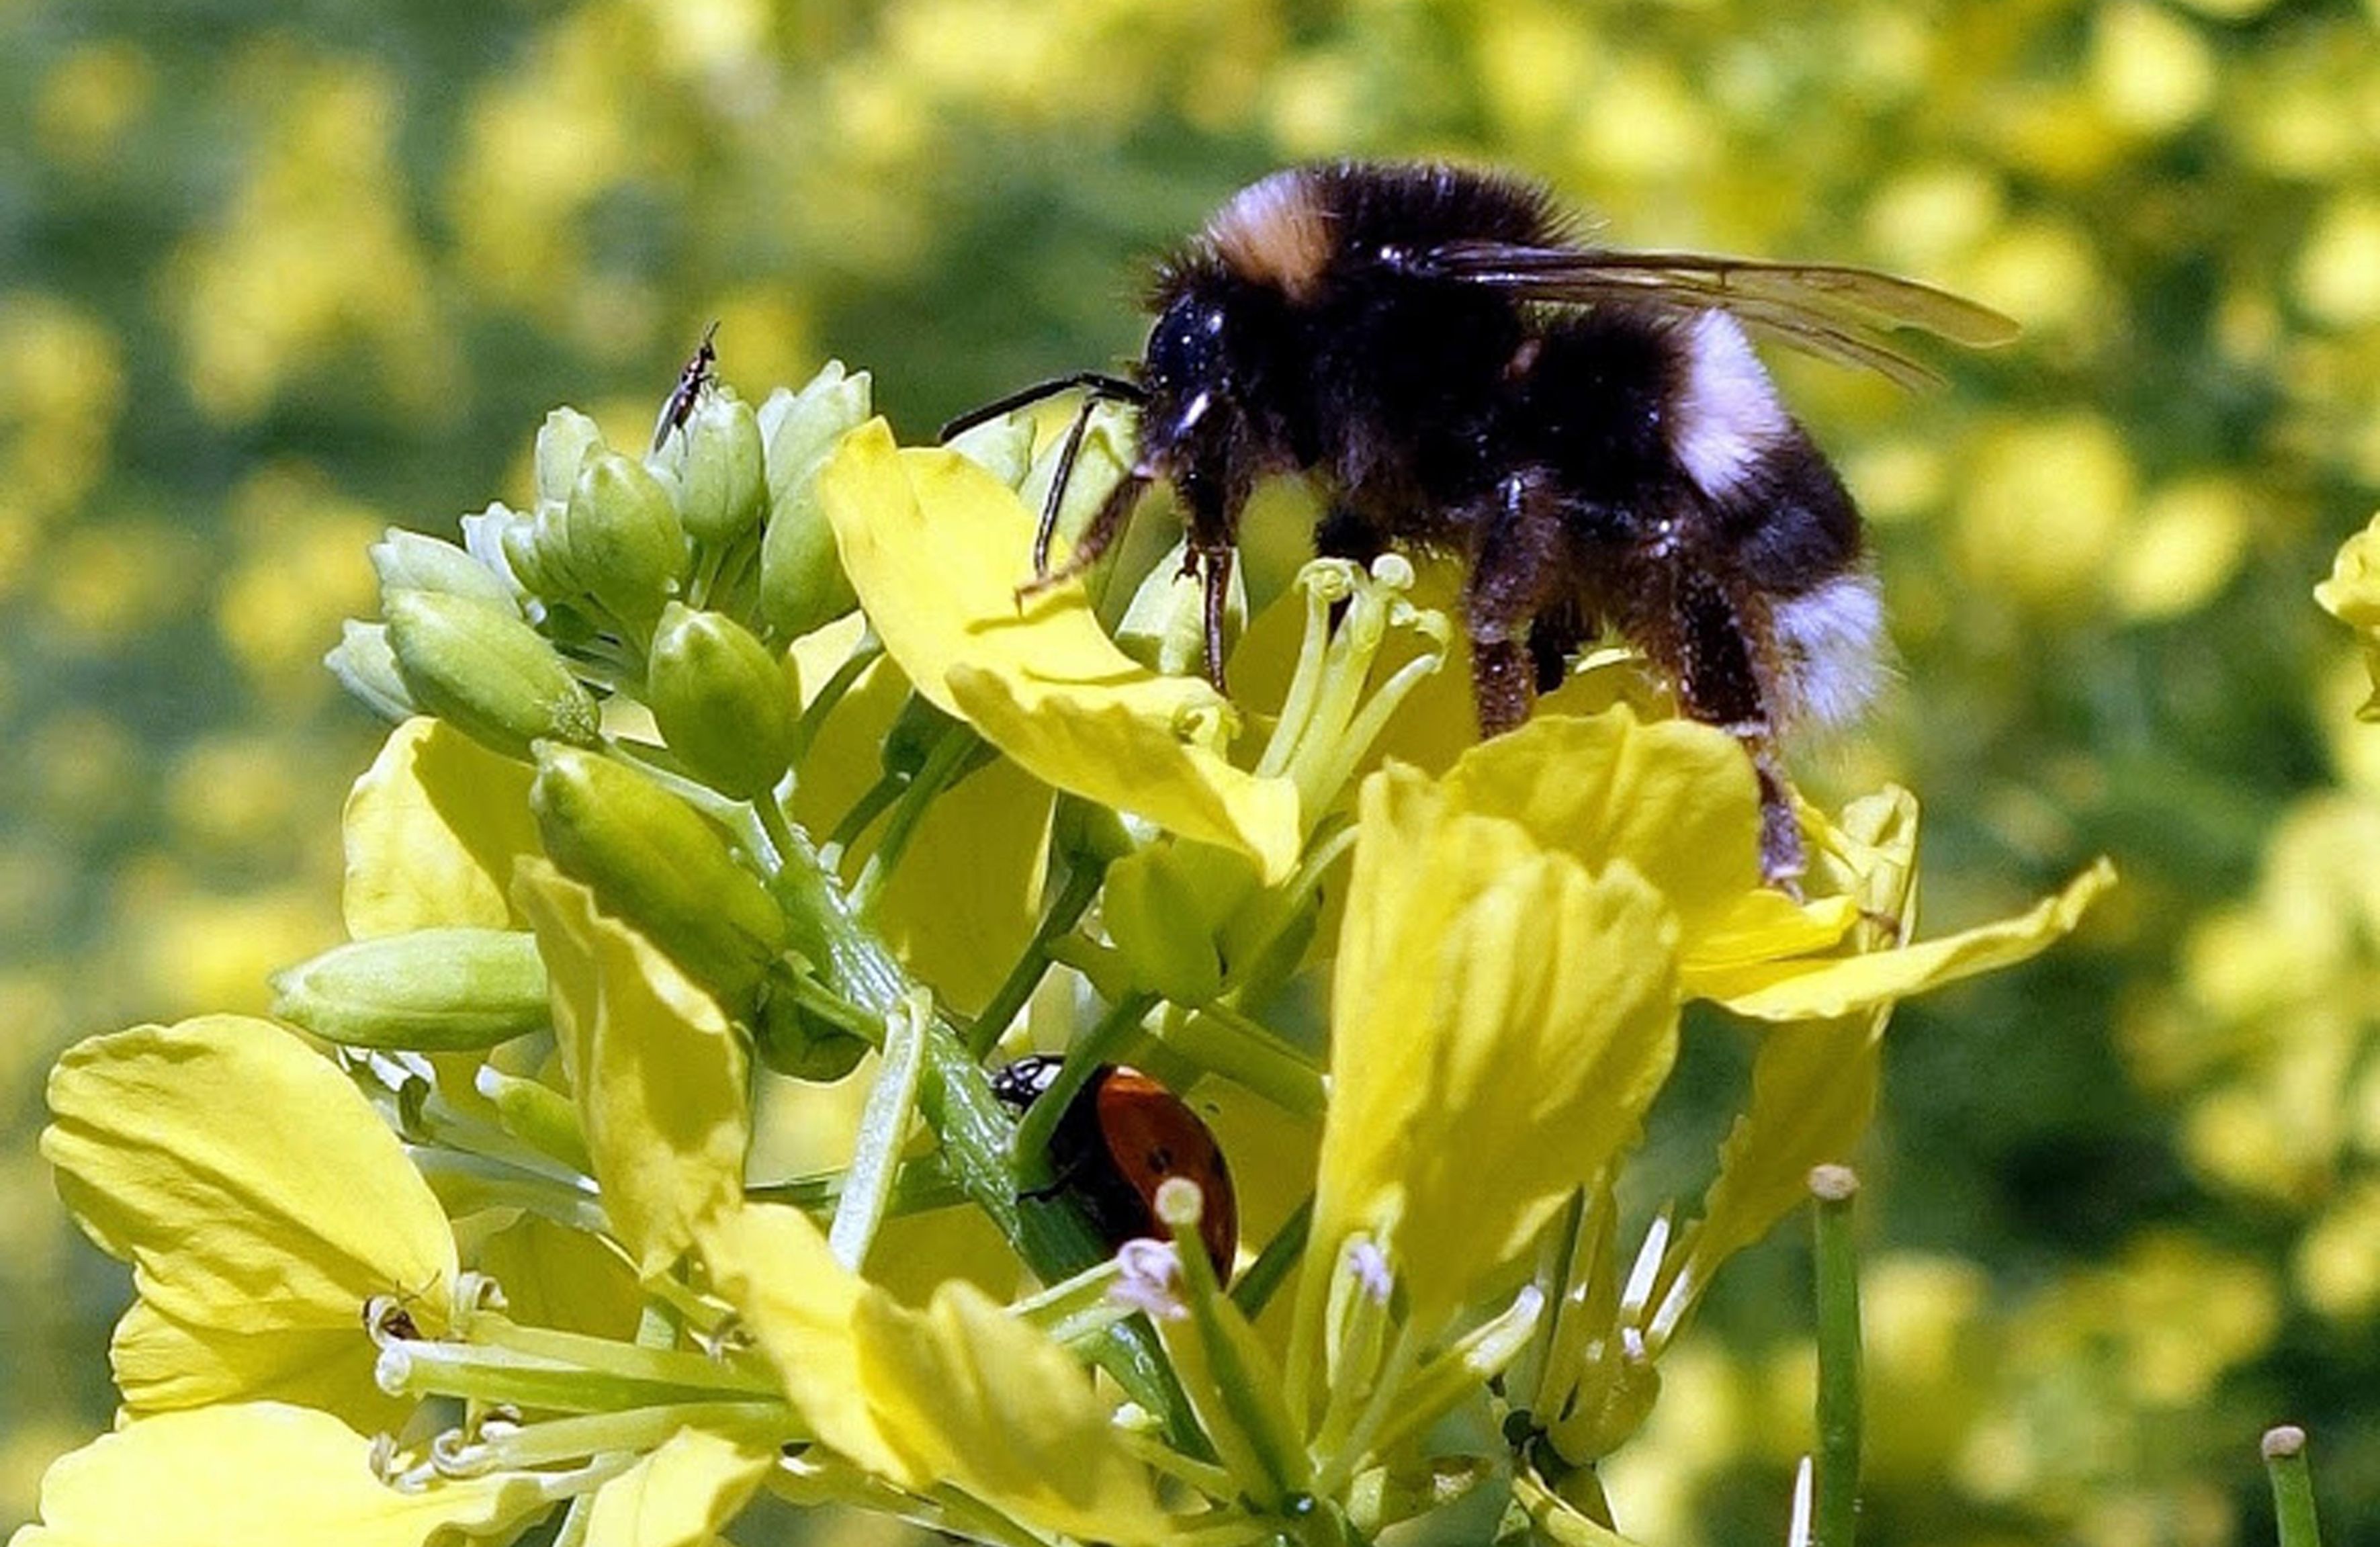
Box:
[944,161,2015,881]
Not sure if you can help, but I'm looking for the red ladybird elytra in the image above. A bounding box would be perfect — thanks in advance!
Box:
[992,1055,1239,1282]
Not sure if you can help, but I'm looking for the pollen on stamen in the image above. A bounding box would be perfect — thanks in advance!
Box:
[1109,1238,1189,1322]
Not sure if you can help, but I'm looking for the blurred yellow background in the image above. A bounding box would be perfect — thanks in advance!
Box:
[5,1,2379,1542]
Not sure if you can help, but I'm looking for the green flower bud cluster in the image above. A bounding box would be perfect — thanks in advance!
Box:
[327,359,872,768]
[310,356,882,1069]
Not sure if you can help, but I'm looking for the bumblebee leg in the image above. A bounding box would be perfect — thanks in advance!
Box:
[1747,742,1806,891]
[1194,542,1235,691]
[1017,470,1149,594]
[1463,473,1565,736]
[1528,599,1586,694]
[1031,394,1103,574]
[1672,574,1806,887]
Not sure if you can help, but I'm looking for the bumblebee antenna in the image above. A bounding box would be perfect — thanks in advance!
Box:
[936,371,1145,441]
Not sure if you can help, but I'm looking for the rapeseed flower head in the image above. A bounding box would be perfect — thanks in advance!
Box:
[19,357,2105,1547]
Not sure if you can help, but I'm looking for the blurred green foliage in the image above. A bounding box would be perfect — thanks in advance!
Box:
[5,0,2380,1541]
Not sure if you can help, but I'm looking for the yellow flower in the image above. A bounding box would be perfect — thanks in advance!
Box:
[2316,511,2380,719]
[10,1403,549,1547]
[815,418,1301,882]
[699,1202,1176,1545]
[41,1016,458,1430]
[1522,783,2109,1468]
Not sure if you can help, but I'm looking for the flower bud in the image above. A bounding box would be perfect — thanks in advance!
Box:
[946,412,1035,488]
[498,520,560,602]
[1115,539,1219,678]
[535,407,605,506]
[477,1065,592,1175]
[1051,799,1135,875]
[324,620,416,722]
[676,393,768,547]
[751,979,872,1082]
[271,928,549,1050]
[1102,846,1226,1004]
[370,528,518,613]
[879,693,962,779]
[458,503,535,605]
[566,451,685,631]
[530,744,787,998]
[756,362,871,639]
[384,588,600,757]
[647,603,797,799]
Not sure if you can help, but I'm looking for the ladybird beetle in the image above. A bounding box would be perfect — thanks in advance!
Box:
[992,1055,1239,1282]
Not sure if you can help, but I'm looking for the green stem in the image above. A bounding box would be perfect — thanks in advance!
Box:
[775,969,887,1047]
[824,768,907,861]
[1010,991,1161,1186]
[753,791,803,877]
[1165,999,1324,1118]
[1229,1194,1313,1320]
[787,629,883,767]
[2263,1425,2322,1547]
[746,1153,970,1220]
[1810,1165,1863,1547]
[852,722,981,910]
[768,828,1204,1453]
[966,858,1106,1058]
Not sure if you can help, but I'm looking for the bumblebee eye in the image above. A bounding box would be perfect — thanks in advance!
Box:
[1145,296,1228,395]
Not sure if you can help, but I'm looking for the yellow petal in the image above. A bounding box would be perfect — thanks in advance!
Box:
[1683,889,1859,975]
[1436,709,1763,946]
[11,1403,549,1547]
[1691,858,2117,1021]
[474,1213,644,1340]
[108,1305,393,1423]
[341,717,539,937]
[42,1016,457,1425]
[1319,768,1682,1326]
[583,1422,779,1547]
[818,420,1300,881]
[696,1203,904,1478]
[1511,1465,1646,1546]
[1652,1016,1885,1343]
[1650,791,1929,1340]
[854,1282,1174,1546]
[515,860,750,1279]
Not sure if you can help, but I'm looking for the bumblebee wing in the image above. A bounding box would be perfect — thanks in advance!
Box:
[1425,242,2019,388]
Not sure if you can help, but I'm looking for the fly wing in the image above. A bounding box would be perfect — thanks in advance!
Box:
[1425,242,2020,388]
